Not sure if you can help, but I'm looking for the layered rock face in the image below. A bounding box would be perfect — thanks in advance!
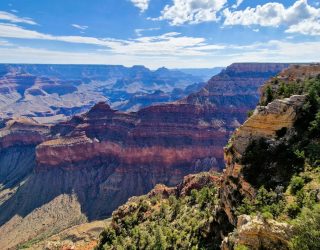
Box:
[0,63,289,248]
[0,118,50,205]
[37,63,290,171]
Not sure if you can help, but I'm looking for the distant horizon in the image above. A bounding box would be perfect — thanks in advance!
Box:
[0,62,317,71]
[0,0,319,68]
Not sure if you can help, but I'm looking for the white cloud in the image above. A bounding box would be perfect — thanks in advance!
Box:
[131,0,150,12]
[286,19,320,35]
[0,11,36,25]
[155,0,227,25]
[71,24,88,30]
[0,23,225,57]
[225,0,320,27]
[223,0,320,35]
[107,32,224,56]
[0,23,124,48]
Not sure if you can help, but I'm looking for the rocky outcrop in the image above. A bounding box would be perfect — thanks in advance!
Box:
[221,95,306,225]
[220,65,319,226]
[221,215,292,250]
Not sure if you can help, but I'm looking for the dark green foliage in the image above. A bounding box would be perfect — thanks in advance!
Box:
[264,86,274,105]
[286,203,301,219]
[97,184,222,250]
[290,204,320,250]
[290,176,304,195]
[236,186,285,219]
[97,227,116,249]
[241,138,303,189]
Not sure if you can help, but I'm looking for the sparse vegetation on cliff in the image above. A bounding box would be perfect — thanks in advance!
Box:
[96,173,222,250]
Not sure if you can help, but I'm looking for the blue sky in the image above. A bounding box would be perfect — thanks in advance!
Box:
[0,0,319,68]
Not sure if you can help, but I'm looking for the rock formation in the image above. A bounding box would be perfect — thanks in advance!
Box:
[95,64,320,250]
[0,63,289,248]
[221,215,293,250]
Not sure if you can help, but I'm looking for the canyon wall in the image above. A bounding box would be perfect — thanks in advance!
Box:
[94,63,320,250]
[0,63,289,248]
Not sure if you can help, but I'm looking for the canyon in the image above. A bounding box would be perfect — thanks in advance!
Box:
[0,64,206,122]
[96,64,320,250]
[0,63,290,248]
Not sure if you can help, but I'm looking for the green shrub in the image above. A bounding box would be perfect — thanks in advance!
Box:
[290,205,320,250]
[235,244,249,250]
[98,185,221,249]
[247,110,254,118]
[236,186,285,219]
[262,211,273,220]
[290,176,304,195]
[265,86,274,105]
[286,203,301,219]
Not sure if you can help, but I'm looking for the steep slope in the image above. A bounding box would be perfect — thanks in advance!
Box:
[25,219,110,250]
[96,64,320,250]
[0,118,50,205]
[0,63,289,248]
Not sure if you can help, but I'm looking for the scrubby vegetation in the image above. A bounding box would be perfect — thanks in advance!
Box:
[96,181,221,250]
[290,204,320,250]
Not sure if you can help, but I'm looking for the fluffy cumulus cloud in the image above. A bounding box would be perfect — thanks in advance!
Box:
[286,19,320,35]
[131,0,150,12]
[223,0,320,35]
[0,11,37,25]
[156,0,227,25]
